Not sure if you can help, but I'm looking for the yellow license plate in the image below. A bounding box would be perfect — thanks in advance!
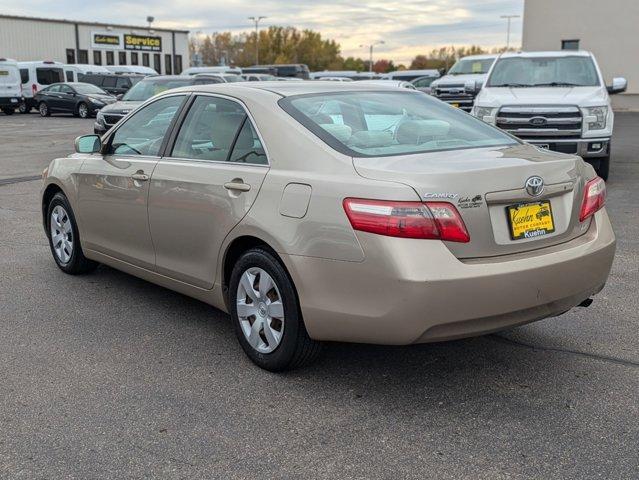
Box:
[451,103,459,108]
[507,201,555,240]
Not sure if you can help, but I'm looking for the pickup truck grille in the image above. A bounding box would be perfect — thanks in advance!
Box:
[496,106,583,140]
[433,84,476,111]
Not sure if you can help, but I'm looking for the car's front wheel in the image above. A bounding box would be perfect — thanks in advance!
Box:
[77,102,89,119]
[39,102,50,117]
[229,248,321,371]
[46,192,98,275]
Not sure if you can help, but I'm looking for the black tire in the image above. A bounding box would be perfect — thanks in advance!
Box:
[77,102,89,119]
[2,108,15,115]
[46,192,98,275]
[595,155,610,181]
[229,247,322,371]
[39,102,50,117]
[18,101,30,114]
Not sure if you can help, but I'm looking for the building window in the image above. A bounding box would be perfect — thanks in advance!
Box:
[66,49,76,64]
[142,53,150,67]
[131,52,139,65]
[78,50,89,64]
[106,51,114,65]
[562,39,580,50]
[174,55,183,74]
[165,54,172,74]
[153,54,161,74]
[93,50,102,65]
[118,51,127,65]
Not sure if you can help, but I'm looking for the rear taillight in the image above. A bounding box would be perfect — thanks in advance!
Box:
[579,177,606,222]
[343,198,470,242]
[32,84,37,95]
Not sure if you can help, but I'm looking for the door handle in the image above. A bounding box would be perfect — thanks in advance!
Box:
[131,172,149,181]
[224,181,251,192]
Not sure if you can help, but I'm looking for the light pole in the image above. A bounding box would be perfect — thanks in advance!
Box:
[359,41,385,73]
[248,16,266,65]
[500,15,520,50]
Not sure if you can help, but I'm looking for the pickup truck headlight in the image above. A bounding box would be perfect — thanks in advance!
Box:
[472,106,497,124]
[584,106,608,130]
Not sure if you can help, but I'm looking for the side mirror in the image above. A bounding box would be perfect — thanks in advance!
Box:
[607,77,627,94]
[464,80,478,94]
[116,94,124,101]
[74,135,102,154]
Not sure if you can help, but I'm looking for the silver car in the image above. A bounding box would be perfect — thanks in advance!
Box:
[41,82,615,371]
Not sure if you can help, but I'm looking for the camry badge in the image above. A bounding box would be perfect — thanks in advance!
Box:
[525,176,544,197]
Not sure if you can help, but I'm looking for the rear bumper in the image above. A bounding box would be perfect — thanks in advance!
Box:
[282,209,615,345]
[0,96,21,108]
[526,137,611,158]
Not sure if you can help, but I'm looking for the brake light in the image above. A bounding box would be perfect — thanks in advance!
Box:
[32,84,37,95]
[343,198,470,242]
[579,177,606,222]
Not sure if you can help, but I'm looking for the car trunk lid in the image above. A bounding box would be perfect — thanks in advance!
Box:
[352,143,590,259]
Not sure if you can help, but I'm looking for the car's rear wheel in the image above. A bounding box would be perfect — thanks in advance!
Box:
[77,102,89,119]
[46,192,98,275]
[229,248,321,371]
[2,108,15,115]
[39,102,50,117]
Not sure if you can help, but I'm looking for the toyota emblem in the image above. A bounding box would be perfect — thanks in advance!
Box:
[525,176,544,196]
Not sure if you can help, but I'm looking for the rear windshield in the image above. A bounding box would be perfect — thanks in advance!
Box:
[0,67,19,84]
[122,78,192,101]
[488,56,600,87]
[280,91,517,157]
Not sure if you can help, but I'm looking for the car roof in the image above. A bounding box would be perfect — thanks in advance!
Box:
[168,80,419,98]
[499,50,593,58]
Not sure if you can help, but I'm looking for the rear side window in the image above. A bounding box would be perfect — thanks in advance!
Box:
[116,77,130,88]
[36,68,64,85]
[280,91,517,157]
[102,76,117,88]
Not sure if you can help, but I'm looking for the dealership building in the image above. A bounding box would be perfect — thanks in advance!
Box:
[523,0,638,110]
[0,14,189,75]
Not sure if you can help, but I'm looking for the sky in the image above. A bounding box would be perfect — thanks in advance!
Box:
[1,0,524,64]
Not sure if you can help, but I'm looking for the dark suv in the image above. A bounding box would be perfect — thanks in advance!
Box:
[78,73,144,97]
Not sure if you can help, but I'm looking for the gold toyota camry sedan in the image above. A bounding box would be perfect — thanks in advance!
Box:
[41,82,615,371]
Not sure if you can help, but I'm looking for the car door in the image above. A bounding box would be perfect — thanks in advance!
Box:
[77,94,187,269]
[57,84,75,112]
[148,94,269,289]
[41,84,61,110]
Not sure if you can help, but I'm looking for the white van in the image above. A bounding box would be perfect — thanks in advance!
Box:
[17,61,67,113]
[182,66,242,76]
[0,58,23,115]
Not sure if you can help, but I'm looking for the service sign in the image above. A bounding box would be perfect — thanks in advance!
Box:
[124,34,162,52]
[91,32,122,50]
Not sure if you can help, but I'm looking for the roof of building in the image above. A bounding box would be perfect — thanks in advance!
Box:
[0,14,189,34]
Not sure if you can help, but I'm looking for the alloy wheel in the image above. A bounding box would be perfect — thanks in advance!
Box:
[78,103,88,118]
[39,103,48,116]
[50,205,74,264]
[236,267,285,354]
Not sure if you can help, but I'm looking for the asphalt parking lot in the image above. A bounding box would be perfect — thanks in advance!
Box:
[0,113,638,479]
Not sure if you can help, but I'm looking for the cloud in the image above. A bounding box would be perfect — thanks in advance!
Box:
[3,0,523,63]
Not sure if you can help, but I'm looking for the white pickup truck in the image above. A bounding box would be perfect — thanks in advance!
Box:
[471,50,627,180]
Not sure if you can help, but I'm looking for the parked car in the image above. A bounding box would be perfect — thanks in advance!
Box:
[242,73,278,81]
[382,69,441,82]
[42,82,615,371]
[94,75,227,134]
[35,82,116,118]
[17,61,67,113]
[312,76,354,82]
[79,73,144,97]
[411,76,438,94]
[471,50,626,180]
[183,66,243,76]
[250,64,310,79]
[193,73,245,83]
[355,80,416,89]
[0,58,23,115]
[104,65,158,76]
[430,54,497,111]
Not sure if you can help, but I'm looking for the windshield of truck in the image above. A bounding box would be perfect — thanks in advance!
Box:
[487,56,600,87]
[281,91,517,157]
[448,58,494,75]
[122,78,192,101]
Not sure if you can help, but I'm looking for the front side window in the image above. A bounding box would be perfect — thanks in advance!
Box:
[116,77,130,88]
[109,95,185,156]
[413,77,436,88]
[171,96,267,165]
[20,68,28,84]
[487,56,600,87]
[281,91,517,157]
[102,76,117,88]
[448,58,494,75]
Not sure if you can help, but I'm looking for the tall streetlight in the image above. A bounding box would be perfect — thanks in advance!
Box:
[248,16,267,65]
[359,41,385,73]
[500,15,520,50]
